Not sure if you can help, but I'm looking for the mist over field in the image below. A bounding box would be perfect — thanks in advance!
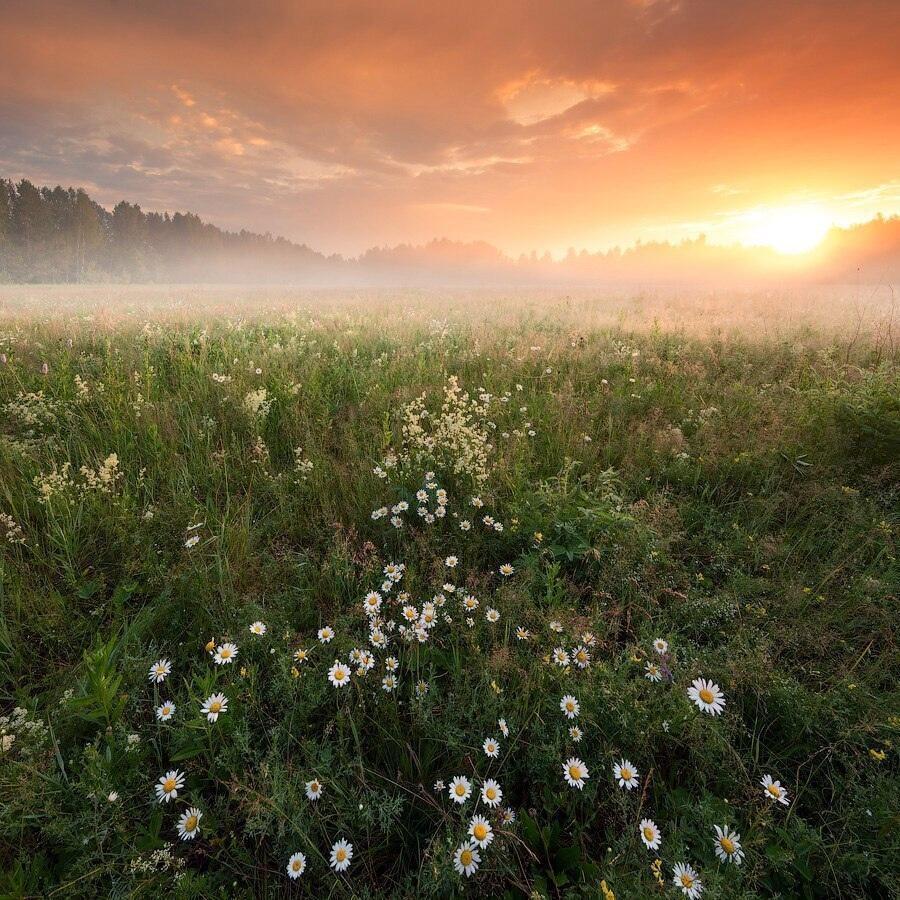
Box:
[2,180,900,287]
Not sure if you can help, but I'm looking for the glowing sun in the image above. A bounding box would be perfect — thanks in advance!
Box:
[745,204,832,254]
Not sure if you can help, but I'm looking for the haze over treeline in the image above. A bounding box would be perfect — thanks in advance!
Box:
[2,178,899,286]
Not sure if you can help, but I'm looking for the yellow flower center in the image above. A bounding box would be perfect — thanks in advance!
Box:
[643,827,655,841]
[720,837,735,854]
[486,788,497,800]
[699,687,714,704]
[577,651,587,662]
[569,765,581,779]
[620,768,632,781]
[162,706,171,715]
[473,823,487,840]
[681,874,694,888]
[460,849,473,866]
[455,784,466,796]
[335,848,347,863]
[767,784,781,796]
[184,815,197,831]
[221,648,231,658]
[291,860,302,871]
[566,702,574,711]
[209,700,221,713]
[335,668,345,679]
[163,777,176,792]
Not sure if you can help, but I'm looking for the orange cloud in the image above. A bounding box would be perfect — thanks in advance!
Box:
[0,1,897,254]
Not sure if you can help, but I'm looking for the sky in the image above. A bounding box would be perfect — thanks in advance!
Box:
[1,0,899,257]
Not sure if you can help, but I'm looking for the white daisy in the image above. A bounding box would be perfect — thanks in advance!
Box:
[499,806,516,825]
[498,718,509,737]
[155,701,176,722]
[482,737,500,758]
[761,774,790,805]
[305,779,324,801]
[481,778,503,807]
[569,725,583,742]
[148,659,172,683]
[213,642,238,665]
[688,678,726,716]
[286,851,307,879]
[200,692,228,723]
[552,647,570,667]
[381,674,397,692]
[560,695,580,719]
[317,626,335,643]
[645,661,662,682]
[155,769,185,803]
[516,627,530,641]
[672,862,703,898]
[453,841,480,878]
[177,807,202,841]
[613,759,639,790]
[499,563,514,576]
[445,555,458,568]
[572,646,591,668]
[486,608,500,623]
[363,592,382,615]
[449,775,472,804]
[328,660,351,687]
[639,818,661,850]
[468,815,494,849]
[562,757,589,790]
[653,638,669,654]
[329,838,353,872]
[293,648,310,664]
[249,621,266,635]
[385,656,399,671]
[713,825,744,865]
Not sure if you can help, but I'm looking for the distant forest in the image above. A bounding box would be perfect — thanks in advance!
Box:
[2,178,899,285]
[0,179,337,283]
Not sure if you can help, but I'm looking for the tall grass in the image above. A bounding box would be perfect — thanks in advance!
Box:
[0,290,896,897]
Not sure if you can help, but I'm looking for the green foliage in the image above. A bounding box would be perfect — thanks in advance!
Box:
[832,370,900,464]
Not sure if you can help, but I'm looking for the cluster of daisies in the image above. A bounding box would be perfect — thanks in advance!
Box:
[555,637,791,897]
[145,538,524,879]
[370,471,508,537]
[143,472,794,892]
[431,720,517,878]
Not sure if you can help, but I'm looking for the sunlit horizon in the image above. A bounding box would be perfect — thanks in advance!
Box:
[1,1,898,261]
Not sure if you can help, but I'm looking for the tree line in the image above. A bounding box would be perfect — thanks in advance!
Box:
[2,177,898,284]
[0,179,333,282]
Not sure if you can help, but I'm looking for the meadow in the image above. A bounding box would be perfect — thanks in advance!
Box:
[0,286,897,898]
